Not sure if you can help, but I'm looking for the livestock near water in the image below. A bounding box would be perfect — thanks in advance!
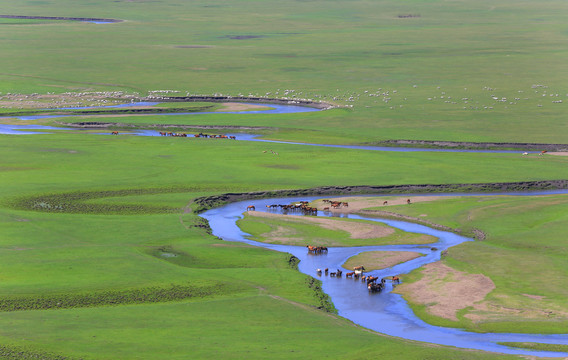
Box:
[246,205,255,211]
[265,201,318,216]
[111,131,119,135]
[158,131,236,139]
[307,245,328,254]
[322,199,348,209]
[322,264,389,293]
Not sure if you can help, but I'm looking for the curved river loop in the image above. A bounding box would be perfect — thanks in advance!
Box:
[4,100,568,355]
[200,191,568,358]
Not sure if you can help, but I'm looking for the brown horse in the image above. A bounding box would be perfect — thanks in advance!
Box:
[407,199,411,204]
[111,131,119,135]
[246,205,255,211]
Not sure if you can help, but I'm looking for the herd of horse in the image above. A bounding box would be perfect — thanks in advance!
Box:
[307,245,328,253]
[316,264,400,293]
[109,131,236,139]
[245,199,404,293]
[158,132,236,139]
[265,201,318,215]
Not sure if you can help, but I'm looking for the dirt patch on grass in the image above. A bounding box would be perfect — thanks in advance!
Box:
[218,102,270,112]
[343,251,423,271]
[248,211,395,241]
[313,195,456,213]
[394,262,495,321]
[549,152,568,156]
[522,294,546,300]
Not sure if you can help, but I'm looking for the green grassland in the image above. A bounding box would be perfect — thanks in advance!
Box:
[371,195,568,333]
[1,0,567,144]
[1,0,567,358]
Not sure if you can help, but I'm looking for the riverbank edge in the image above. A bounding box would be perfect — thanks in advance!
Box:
[192,180,568,213]
[0,14,123,22]
[370,139,568,152]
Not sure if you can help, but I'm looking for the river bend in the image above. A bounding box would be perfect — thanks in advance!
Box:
[200,191,568,357]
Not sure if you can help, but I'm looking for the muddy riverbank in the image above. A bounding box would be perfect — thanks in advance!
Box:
[192,180,568,213]
[374,139,568,152]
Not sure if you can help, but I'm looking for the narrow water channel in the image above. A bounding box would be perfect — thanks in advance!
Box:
[200,192,568,357]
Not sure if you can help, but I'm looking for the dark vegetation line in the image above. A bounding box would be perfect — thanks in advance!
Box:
[0,283,231,312]
[60,121,270,131]
[6,186,195,214]
[373,139,568,152]
[0,105,216,117]
[305,277,335,313]
[192,180,568,213]
[0,344,83,360]
[0,14,122,22]
[7,180,567,215]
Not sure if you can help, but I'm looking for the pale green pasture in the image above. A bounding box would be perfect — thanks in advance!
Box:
[0,295,516,360]
[376,195,568,333]
[237,212,436,246]
[0,0,567,143]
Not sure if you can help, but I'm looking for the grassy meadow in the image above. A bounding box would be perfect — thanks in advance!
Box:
[370,195,568,333]
[1,0,567,358]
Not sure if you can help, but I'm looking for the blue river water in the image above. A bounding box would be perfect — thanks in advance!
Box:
[200,191,568,357]
[0,102,540,153]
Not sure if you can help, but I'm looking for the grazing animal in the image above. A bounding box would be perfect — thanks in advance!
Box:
[316,269,322,275]
[324,268,329,274]
[329,272,336,277]
[522,152,528,156]
[336,269,342,277]
[539,150,548,156]
[407,199,411,204]
[111,131,119,135]
[383,201,388,205]
[229,136,236,140]
[345,272,354,278]
[392,276,400,284]
[246,205,255,211]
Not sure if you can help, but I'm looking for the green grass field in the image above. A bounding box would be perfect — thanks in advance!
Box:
[1,0,567,358]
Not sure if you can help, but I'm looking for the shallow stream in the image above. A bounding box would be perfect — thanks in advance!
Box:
[200,191,568,357]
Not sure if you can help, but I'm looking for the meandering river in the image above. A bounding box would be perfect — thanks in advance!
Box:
[0,102,539,153]
[3,101,567,355]
[200,191,568,357]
